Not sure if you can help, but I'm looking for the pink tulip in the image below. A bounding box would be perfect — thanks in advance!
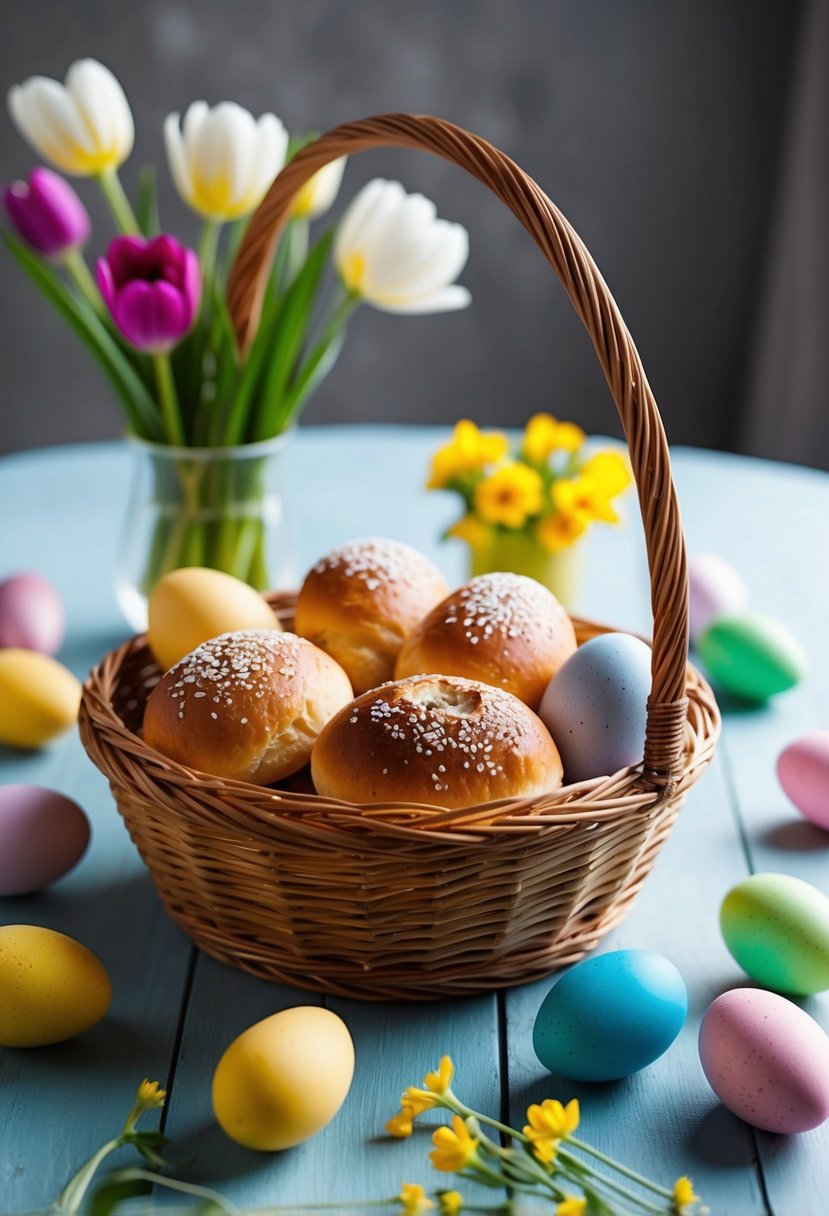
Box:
[96,234,200,353]
[3,167,90,256]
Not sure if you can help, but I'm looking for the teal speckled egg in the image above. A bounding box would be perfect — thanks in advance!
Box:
[720,873,829,995]
[697,612,808,701]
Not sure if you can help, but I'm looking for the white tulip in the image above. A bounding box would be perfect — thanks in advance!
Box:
[8,58,134,176]
[334,178,471,314]
[164,101,289,222]
[291,156,347,220]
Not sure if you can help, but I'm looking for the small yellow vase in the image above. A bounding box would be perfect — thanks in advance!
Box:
[468,531,582,609]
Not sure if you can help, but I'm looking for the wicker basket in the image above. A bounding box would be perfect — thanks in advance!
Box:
[79,114,720,1002]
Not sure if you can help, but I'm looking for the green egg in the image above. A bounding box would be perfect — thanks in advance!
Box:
[698,612,808,701]
[720,873,829,995]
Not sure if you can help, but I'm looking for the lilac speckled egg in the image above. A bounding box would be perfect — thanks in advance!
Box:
[687,553,748,644]
[0,572,65,655]
[699,988,829,1133]
[777,732,829,831]
[0,785,90,895]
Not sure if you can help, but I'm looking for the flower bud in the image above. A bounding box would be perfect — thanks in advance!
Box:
[3,167,90,256]
[96,234,201,353]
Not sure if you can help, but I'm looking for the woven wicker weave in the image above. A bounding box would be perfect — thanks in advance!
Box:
[79,114,720,1001]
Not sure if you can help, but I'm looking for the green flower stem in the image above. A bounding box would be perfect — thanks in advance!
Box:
[199,219,221,288]
[152,353,186,445]
[97,167,141,235]
[556,1149,668,1215]
[50,1136,123,1215]
[567,1135,674,1200]
[61,246,103,314]
[100,1166,242,1215]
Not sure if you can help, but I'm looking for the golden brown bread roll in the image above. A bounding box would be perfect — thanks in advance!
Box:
[394,571,577,709]
[311,673,563,809]
[294,537,449,694]
[143,630,352,785]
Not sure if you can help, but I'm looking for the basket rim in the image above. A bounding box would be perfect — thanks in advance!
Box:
[79,601,721,842]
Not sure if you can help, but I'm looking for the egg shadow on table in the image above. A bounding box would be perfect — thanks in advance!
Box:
[166,1118,301,1187]
[512,1070,630,1114]
[761,819,829,852]
[689,1102,756,1166]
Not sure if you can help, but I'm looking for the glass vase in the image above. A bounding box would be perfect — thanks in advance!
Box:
[468,529,582,610]
[115,434,296,631]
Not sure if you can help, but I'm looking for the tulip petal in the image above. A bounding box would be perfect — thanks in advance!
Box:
[9,77,97,173]
[372,221,469,299]
[66,58,134,165]
[163,112,195,207]
[191,101,257,217]
[95,255,117,311]
[293,156,346,219]
[334,179,405,265]
[114,279,188,351]
[247,113,289,207]
[182,100,209,148]
[372,284,472,314]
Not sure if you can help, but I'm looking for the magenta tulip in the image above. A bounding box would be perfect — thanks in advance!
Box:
[3,167,90,256]
[96,234,201,353]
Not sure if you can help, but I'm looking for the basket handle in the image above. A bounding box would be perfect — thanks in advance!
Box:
[227,114,689,785]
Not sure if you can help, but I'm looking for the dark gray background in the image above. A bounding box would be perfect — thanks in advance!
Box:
[4,1,824,467]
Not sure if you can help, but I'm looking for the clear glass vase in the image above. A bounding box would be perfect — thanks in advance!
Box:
[468,529,582,610]
[115,434,296,631]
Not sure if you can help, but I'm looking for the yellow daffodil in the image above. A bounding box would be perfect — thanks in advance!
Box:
[438,1191,464,1215]
[335,178,471,313]
[424,1056,455,1095]
[556,1198,587,1216]
[673,1175,700,1214]
[446,515,491,552]
[581,450,632,497]
[522,413,586,463]
[430,1115,479,1173]
[164,101,288,221]
[552,474,619,524]
[8,58,134,176]
[399,1182,435,1216]
[427,420,509,489]
[535,509,588,553]
[403,1086,438,1116]
[524,1098,580,1143]
[291,157,347,220]
[474,462,544,528]
[386,1104,416,1138]
[529,1135,558,1167]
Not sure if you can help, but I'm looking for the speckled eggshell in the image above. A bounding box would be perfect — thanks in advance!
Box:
[538,633,652,783]
[0,571,65,655]
[0,785,90,896]
[777,732,829,831]
[697,612,808,701]
[533,949,688,1081]
[699,988,829,1133]
[687,552,748,644]
[720,872,829,995]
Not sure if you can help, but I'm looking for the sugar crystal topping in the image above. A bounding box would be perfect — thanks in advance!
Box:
[445,572,556,645]
[312,537,429,592]
[164,630,304,720]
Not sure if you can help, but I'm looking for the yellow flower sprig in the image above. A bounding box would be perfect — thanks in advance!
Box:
[427,415,632,557]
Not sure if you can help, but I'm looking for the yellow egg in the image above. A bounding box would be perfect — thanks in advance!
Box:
[212,1006,355,1150]
[0,925,112,1047]
[147,567,280,671]
[0,649,82,749]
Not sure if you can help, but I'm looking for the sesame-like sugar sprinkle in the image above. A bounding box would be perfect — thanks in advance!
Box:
[444,572,557,647]
[165,630,305,720]
[311,537,432,592]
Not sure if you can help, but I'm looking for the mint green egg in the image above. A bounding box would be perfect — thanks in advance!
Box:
[720,873,829,995]
[698,612,808,701]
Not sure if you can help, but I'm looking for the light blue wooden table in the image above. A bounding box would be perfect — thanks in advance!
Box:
[1,426,828,1216]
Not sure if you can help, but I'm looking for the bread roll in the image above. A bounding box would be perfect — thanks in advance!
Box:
[311,673,563,809]
[394,572,577,709]
[143,630,352,785]
[294,537,449,694]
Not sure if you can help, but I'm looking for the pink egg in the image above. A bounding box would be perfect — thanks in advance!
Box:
[777,732,829,831]
[699,988,829,1133]
[688,553,748,643]
[0,572,65,655]
[0,785,90,895]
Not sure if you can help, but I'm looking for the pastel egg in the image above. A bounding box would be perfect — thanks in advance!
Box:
[777,732,829,831]
[0,571,65,655]
[0,785,90,896]
[699,988,829,1133]
[538,633,652,783]
[0,924,111,1047]
[720,873,829,995]
[688,552,748,643]
[147,566,280,671]
[697,612,808,701]
[212,1006,355,1150]
[0,649,82,749]
[533,949,687,1081]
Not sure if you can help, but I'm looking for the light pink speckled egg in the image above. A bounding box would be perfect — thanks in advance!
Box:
[699,988,829,1133]
[777,732,829,831]
[688,552,748,644]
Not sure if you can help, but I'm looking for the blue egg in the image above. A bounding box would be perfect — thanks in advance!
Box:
[533,949,688,1081]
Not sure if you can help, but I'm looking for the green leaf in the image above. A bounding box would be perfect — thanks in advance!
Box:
[88,1176,150,1216]
[4,233,164,441]
[279,326,344,426]
[135,165,160,237]
[248,229,334,441]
